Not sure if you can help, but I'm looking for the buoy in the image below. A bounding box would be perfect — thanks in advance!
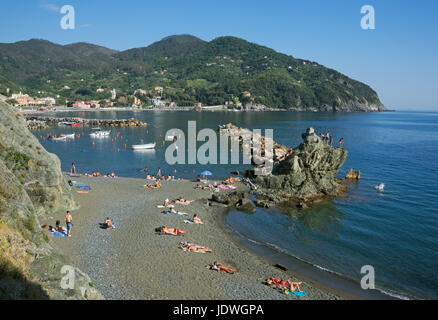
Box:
[124,144,127,149]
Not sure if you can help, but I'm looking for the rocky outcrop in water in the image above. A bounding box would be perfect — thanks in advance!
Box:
[0,101,102,299]
[211,191,256,214]
[345,169,361,180]
[252,127,348,207]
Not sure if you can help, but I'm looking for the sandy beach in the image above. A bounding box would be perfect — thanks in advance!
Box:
[44,175,346,300]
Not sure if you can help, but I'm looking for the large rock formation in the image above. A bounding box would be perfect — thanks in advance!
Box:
[252,127,348,206]
[0,104,75,216]
[0,101,102,299]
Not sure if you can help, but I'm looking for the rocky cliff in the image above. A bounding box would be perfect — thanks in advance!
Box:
[0,101,102,299]
[253,127,348,207]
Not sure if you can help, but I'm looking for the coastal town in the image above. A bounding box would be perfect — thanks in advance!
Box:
[0,86,265,112]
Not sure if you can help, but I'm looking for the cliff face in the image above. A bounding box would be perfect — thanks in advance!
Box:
[253,127,348,205]
[0,101,102,300]
[0,103,75,216]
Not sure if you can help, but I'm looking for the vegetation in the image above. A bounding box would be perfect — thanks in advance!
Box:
[0,35,384,110]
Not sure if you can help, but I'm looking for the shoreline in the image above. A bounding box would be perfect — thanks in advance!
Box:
[19,106,395,115]
[45,175,349,300]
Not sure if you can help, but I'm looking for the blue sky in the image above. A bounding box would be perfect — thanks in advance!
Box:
[0,0,437,110]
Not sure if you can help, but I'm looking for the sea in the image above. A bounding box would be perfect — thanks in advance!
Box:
[32,109,438,299]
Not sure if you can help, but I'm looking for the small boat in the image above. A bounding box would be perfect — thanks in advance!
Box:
[52,136,67,141]
[72,123,81,127]
[131,142,156,150]
[90,129,111,138]
[62,134,75,139]
[58,121,75,126]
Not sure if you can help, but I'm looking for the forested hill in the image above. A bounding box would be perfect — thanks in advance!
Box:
[0,35,386,111]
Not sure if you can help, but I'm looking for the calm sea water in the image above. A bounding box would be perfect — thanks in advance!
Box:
[34,110,438,299]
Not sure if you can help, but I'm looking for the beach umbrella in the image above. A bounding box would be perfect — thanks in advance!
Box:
[200,170,213,176]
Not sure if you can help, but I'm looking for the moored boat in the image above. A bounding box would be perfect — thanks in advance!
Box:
[130,142,156,150]
[90,129,111,138]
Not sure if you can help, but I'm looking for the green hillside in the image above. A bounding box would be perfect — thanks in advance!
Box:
[0,35,386,111]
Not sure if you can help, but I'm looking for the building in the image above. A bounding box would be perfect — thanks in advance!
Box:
[87,100,100,109]
[12,92,33,106]
[151,99,164,107]
[72,101,91,109]
[35,97,56,106]
[169,102,178,108]
[133,96,141,105]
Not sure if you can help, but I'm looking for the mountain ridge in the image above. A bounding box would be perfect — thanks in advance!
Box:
[0,35,386,111]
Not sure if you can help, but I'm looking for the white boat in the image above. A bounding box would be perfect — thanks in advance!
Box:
[52,136,67,141]
[62,134,75,139]
[90,129,111,138]
[131,142,156,150]
[58,121,75,126]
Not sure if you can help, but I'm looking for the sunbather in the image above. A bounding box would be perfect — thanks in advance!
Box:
[167,208,188,216]
[211,261,236,274]
[266,277,304,293]
[192,214,204,224]
[155,226,186,236]
[175,197,194,205]
[179,241,212,253]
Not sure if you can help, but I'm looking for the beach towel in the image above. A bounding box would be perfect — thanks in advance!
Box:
[157,205,174,208]
[72,181,83,185]
[77,190,89,194]
[218,184,229,190]
[70,174,80,177]
[184,219,194,224]
[48,231,68,237]
[164,211,186,216]
[278,289,307,297]
[75,185,91,190]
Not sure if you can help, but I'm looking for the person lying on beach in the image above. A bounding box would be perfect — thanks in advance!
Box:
[266,277,304,294]
[210,261,236,274]
[92,172,101,177]
[174,197,195,205]
[192,214,204,224]
[179,241,212,253]
[223,177,235,185]
[164,208,188,216]
[155,226,187,236]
